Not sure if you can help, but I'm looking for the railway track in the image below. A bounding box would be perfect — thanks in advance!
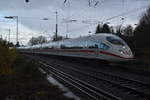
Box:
[53,62,150,99]
[39,61,121,100]
[26,54,150,100]
[51,59,150,95]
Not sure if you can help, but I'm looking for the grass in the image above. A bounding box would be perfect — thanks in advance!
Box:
[0,54,74,100]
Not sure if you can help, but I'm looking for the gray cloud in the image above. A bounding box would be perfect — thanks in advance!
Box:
[0,0,150,44]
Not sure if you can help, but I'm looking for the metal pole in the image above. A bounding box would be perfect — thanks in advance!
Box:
[16,16,18,44]
[55,11,58,41]
[0,35,3,40]
[8,29,10,43]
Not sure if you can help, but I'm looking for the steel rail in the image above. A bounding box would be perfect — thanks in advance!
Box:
[26,54,150,99]
[47,61,150,99]
[41,66,97,100]
[39,61,122,100]
[54,61,150,95]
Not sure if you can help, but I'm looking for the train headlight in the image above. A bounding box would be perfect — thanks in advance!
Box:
[119,50,124,54]
[122,46,126,49]
[119,50,129,55]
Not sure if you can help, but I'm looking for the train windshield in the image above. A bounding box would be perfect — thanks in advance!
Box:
[106,36,124,45]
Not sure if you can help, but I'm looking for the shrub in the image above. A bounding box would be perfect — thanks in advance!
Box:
[0,41,17,75]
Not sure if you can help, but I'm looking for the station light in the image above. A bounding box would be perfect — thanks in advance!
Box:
[43,18,49,20]
[26,0,29,2]
[4,16,14,19]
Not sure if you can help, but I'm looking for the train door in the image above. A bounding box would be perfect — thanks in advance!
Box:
[87,41,99,58]
[94,42,100,56]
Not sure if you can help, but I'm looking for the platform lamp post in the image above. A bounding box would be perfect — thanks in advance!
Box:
[121,17,125,26]
[44,12,58,41]
[55,11,58,41]
[4,16,19,46]
[25,0,29,3]
[42,17,49,39]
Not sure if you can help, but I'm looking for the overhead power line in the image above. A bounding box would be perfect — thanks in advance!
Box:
[88,0,107,7]
[64,0,68,4]
[98,0,107,6]
[0,16,51,21]
[102,6,148,22]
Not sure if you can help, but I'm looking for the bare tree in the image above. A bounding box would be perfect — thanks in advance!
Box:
[52,35,63,41]
[124,25,134,36]
[28,36,47,45]
[115,25,122,36]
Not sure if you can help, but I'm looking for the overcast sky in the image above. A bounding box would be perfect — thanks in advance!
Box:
[0,0,149,45]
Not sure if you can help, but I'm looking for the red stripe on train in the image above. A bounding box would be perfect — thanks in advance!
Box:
[32,49,132,60]
[33,49,95,53]
[99,51,133,60]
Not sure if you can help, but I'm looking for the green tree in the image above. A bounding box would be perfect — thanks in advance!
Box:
[95,24,111,34]
[95,24,102,33]
[134,7,150,48]
[102,24,111,33]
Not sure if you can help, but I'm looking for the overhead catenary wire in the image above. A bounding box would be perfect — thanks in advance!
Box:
[1,0,149,39]
[1,5,147,35]
[63,4,148,25]
[0,16,51,21]
[88,0,107,7]
[65,6,148,33]
[101,5,148,22]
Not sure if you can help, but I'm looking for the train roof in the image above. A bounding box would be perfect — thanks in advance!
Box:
[59,33,120,42]
[19,33,120,49]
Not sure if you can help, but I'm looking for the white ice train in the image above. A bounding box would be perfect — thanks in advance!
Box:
[18,33,133,62]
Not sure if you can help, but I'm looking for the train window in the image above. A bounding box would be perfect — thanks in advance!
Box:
[99,43,109,50]
[95,44,98,48]
[43,47,49,49]
[78,41,86,48]
[60,40,87,49]
[88,42,98,49]
[106,36,124,45]
[60,44,67,49]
